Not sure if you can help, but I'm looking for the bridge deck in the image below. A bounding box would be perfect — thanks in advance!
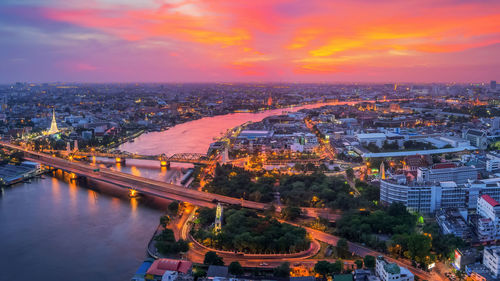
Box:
[0,142,265,209]
[67,151,210,164]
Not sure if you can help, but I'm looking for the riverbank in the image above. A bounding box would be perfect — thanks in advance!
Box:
[108,101,321,151]
[0,173,164,281]
[118,99,386,156]
[0,161,48,186]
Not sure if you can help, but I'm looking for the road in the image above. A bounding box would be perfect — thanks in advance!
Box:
[299,225,432,280]
[177,207,432,280]
[178,205,322,266]
[1,141,270,209]
[4,141,436,279]
[2,141,350,220]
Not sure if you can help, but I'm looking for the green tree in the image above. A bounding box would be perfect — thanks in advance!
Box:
[168,201,180,215]
[273,262,290,277]
[177,239,189,252]
[154,229,188,255]
[329,260,343,274]
[407,234,432,265]
[314,261,331,277]
[281,206,302,221]
[355,259,363,269]
[193,267,206,281]
[363,255,376,269]
[337,238,349,258]
[204,251,224,266]
[228,261,244,276]
[160,215,171,228]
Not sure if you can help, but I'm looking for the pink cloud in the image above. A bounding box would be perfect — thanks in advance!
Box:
[3,0,500,82]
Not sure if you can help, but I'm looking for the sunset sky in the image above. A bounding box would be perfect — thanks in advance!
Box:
[0,0,499,83]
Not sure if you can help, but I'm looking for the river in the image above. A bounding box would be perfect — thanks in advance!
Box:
[0,100,366,281]
[0,172,166,281]
[119,100,365,155]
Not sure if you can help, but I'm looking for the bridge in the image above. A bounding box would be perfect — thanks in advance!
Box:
[263,157,325,165]
[1,141,267,210]
[52,150,210,166]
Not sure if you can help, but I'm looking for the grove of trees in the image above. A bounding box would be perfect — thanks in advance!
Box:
[204,165,362,210]
[154,229,189,255]
[192,207,310,254]
[336,203,416,251]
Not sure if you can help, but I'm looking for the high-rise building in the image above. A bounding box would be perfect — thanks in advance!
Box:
[483,246,500,278]
[380,176,500,215]
[491,80,497,90]
[476,195,500,242]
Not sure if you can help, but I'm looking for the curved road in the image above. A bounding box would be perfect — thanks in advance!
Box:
[175,206,431,280]
[4,142,433,280]
[178,206,321,266]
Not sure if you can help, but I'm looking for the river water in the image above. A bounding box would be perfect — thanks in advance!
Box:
[0,100,365,281]
[119,101,363,155]
[0,172,166,281]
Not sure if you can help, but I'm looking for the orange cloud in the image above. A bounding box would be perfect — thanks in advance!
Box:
[32,0,500,79]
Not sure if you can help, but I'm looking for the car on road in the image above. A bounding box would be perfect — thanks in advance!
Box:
[259,263,269,266]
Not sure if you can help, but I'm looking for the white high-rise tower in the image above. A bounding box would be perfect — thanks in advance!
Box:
[214,203,223,233]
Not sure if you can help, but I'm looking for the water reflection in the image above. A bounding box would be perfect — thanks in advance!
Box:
[51,176,61,203]
[130,197,138,219]
[68,176,77,209]
[131,166,141,177]
[120,100,370,156]
[0,177,164,281]
[87,189,98,213]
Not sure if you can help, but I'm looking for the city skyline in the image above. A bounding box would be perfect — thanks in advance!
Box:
[0,0,499,83]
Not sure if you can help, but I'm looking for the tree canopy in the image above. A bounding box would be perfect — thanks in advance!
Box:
[203,251,224,266]
[192,207,310,254]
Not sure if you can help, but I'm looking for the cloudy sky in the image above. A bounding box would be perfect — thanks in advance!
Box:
[0,0,499,83]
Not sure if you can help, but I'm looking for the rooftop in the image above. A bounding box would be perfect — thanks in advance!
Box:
[481,194,500,207]
[207,265,228,278]
[146,259,192,276]
[384,263,401,274]
[362,146,478,158]
[356,133,386,139]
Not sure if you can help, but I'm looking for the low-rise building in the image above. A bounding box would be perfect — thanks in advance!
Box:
[238,130,272,140]
[439,135,471,148]
[145,259,193,281]
[465,263,498,281]
[132,260,154,281]
[206,265,229,280]
[463,129,488,150]
[375,256,414,281]
[453,248,480,271]
[356,133,386,148]
[416,163,478,184]
[436,208,471,239]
